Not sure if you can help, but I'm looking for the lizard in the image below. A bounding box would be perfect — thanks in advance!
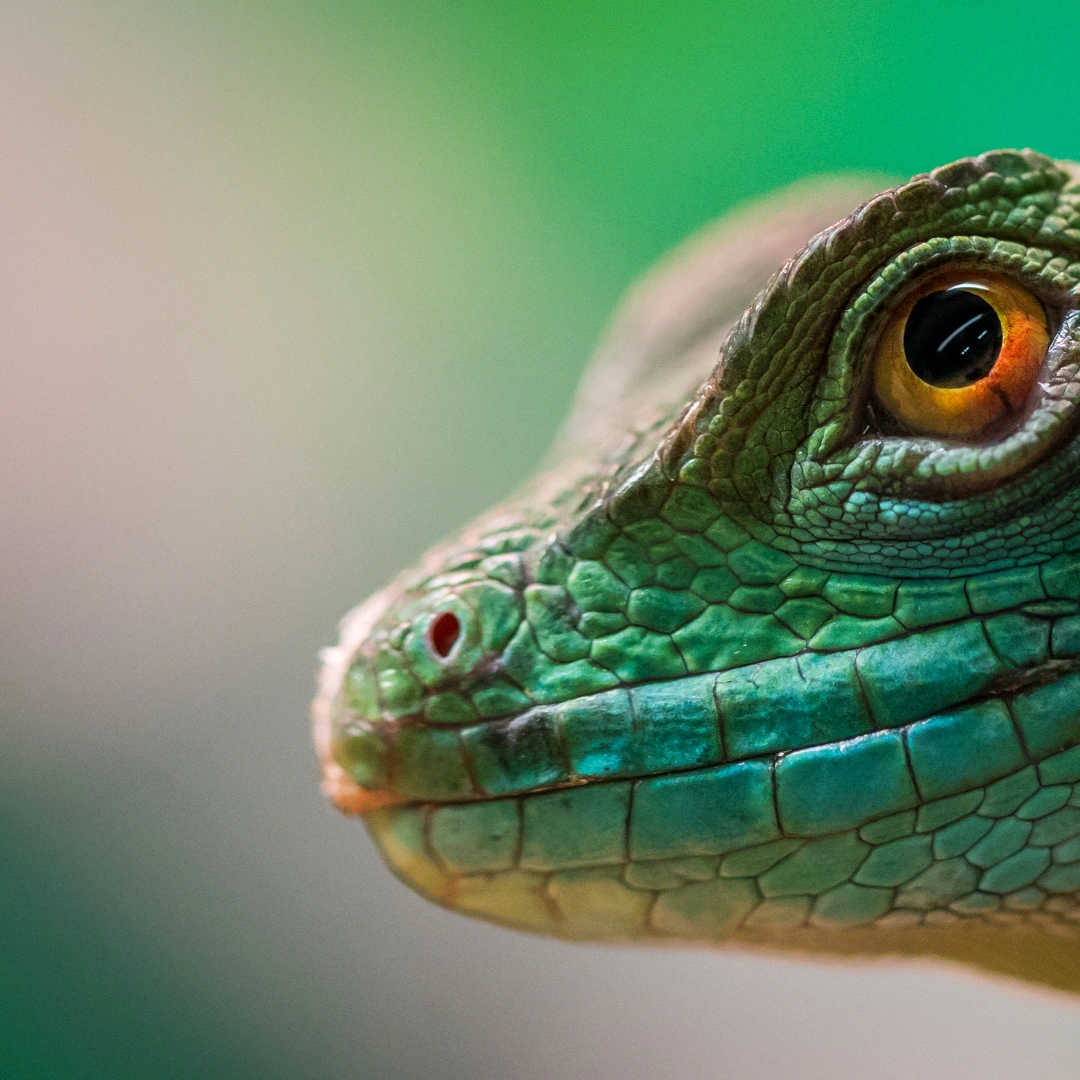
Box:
[313,149,1080,994]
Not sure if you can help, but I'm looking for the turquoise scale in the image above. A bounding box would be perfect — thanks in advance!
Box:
[367,734,1080,942]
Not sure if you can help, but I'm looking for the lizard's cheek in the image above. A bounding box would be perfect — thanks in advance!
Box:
[872,269,1049,439]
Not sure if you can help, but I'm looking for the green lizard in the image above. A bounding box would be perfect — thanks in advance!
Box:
[315,149,1080,994]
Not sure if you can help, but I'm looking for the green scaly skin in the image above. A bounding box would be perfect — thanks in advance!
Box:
[314,150,1080,993]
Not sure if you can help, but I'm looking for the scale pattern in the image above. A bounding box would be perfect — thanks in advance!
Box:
[337,504,1080,803]
[317,149,1080,989]
[369,742,1080,942]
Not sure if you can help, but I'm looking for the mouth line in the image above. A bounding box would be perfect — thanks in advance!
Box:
[325,652,1080,817]
[983,656,1080,695]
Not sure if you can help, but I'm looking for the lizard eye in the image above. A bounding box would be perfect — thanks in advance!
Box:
[871,269,1049,439]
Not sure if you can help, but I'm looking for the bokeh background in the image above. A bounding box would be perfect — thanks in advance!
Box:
[3,2,1080,1077]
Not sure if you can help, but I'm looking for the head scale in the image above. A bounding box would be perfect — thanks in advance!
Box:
[315,150,1080,992]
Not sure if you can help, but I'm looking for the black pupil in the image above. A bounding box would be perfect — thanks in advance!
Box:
[903,288,1003,388]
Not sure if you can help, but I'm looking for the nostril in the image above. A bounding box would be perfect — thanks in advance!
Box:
[429,611,461,659]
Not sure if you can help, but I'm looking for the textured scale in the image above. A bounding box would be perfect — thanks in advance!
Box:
[314,150,1080,994]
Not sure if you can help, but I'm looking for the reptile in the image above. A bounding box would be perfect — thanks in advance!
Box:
[314,149,1080,994]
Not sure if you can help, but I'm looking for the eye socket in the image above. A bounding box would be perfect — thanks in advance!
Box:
[871,269,1049,438]
[428,611,461,659]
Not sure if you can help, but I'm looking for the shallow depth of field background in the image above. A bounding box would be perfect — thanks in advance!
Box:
[3,3,1080,1078]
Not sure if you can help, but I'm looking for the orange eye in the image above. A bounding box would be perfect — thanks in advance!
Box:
[872,269,1049,438]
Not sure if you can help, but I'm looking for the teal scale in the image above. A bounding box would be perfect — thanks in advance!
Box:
[316,149,1080,994]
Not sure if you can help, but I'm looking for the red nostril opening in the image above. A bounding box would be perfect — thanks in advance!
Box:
[429,611,461,659]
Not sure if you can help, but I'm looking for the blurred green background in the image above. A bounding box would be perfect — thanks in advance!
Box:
[2,2,1079,1078]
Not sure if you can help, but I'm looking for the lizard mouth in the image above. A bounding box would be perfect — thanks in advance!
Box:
[318,593,1080,948]
[317,583,1080,818]
[346,654,1080,954]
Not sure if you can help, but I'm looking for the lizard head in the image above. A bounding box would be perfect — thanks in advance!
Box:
[316,150,1080,991]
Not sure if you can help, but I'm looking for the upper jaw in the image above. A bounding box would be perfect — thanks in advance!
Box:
[317,584,1080,818]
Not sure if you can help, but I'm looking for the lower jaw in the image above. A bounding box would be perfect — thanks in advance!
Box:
[365,797,1080,997]
[359,666,1080,969]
